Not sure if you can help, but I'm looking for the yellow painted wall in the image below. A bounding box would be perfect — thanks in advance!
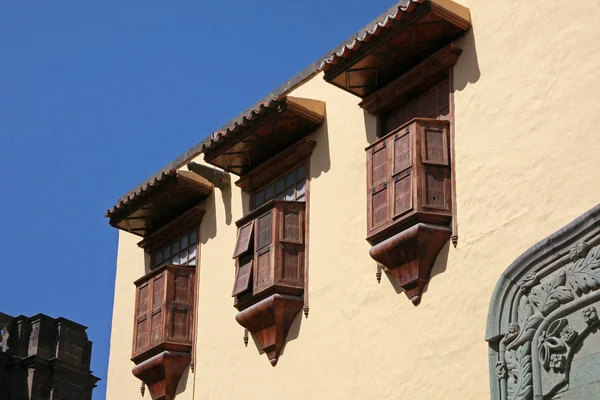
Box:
[106,0,600,398]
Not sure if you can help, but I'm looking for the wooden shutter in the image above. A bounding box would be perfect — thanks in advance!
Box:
[232,257,253,296]
[392,127,413,218]
[134,282,150,351]
[421,123,449,165]
[150,273,164,344]
[421,122,450,210]
[368,141,390,231]
[279,204,305,286]
[281,205,303,244]
[165,267,195,342]
[233,221,254,258]
[254,211,274,294]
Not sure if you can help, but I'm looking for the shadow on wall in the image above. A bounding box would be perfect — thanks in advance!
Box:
[200,192,217,245]
[308,113,331,181]
[364,109,379,145]
[200,184,235,245]
[221,183,233,226]
[454,28,481,92]
[175,364,190,397]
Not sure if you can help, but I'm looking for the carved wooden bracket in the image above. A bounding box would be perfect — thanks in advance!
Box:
[132,351,190,400]
[369,223,450,305]
[235,294,303,366]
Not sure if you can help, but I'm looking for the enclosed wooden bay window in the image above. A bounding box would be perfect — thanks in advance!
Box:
[366,118,452,305]
[233,201,305,303]
[320,0,471,305]
[106,171,211,400]
[132,265,196,362]
[232,200,306,366]
[201,95,324,366]
[367,118,451,243]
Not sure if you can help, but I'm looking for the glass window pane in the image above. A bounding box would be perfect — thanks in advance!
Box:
[275,178,285,194]
[285,186,295,201]
[188,245,197,260]
[255,190,265,207]
[155,251,163,265]
[296,195,305,202]
[179,249,188,265]
[296,180,305,197]
[181,235,189,249]
[189,231,197,244]
[285,170,295,187]
[265,184,274,199]
[275,192,284,200]
[297,164,306,180]
[171,255,179,265]
[172,241,180,254]
[162,247,171,261]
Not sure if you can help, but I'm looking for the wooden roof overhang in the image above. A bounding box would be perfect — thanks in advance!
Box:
[202,96,326,176]
[106,170,213,237]
[321,0,471,99]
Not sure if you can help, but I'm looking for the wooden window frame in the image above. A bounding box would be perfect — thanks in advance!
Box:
[250,161,308,210]
[150,230,199,269]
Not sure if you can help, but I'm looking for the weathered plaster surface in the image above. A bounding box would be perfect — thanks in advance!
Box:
[106,0,600,398]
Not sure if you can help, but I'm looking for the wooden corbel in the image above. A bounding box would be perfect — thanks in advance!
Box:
[132,351,190,400]
[369,223,450,305]
[235,294,303,366]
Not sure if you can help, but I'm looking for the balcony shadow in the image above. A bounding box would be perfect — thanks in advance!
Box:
[308,114,331,181]
[200,193,217,245]
[175,365,190,396]
[221,183,233,226]
[364,109,379,145]
[453,27,481,92]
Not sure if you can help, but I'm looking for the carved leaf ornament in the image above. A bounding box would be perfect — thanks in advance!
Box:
[529,270,573,316]
[565,244,600,296]
[506,342,533,400]
[498,242,600,400]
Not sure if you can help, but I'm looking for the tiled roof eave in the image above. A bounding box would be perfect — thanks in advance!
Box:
[320,0,426,71]
[106,0,443,215]
[105,170,176,219]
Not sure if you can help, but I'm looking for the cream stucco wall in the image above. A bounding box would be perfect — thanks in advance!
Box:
[106,1,600,398]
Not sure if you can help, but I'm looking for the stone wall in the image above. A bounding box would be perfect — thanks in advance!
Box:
[0,312,99,400]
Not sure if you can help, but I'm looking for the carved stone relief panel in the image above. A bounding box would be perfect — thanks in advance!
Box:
[486,205,600,400]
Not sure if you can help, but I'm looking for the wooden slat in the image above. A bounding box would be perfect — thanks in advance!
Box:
[233,221,255,258]
[232,258,253,296]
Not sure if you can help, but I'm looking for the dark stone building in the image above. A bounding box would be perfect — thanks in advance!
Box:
[0,312,99,400]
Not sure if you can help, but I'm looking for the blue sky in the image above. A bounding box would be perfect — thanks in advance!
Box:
[0,1,395,398]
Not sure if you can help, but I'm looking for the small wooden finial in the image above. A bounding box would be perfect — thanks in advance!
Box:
[140,383,145,397]
[190,360,195,372]
[451,235,458,248]
[410,294,421,306]
[243,328,249,347]
[303,307,309,318]
[376,264,382,284]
